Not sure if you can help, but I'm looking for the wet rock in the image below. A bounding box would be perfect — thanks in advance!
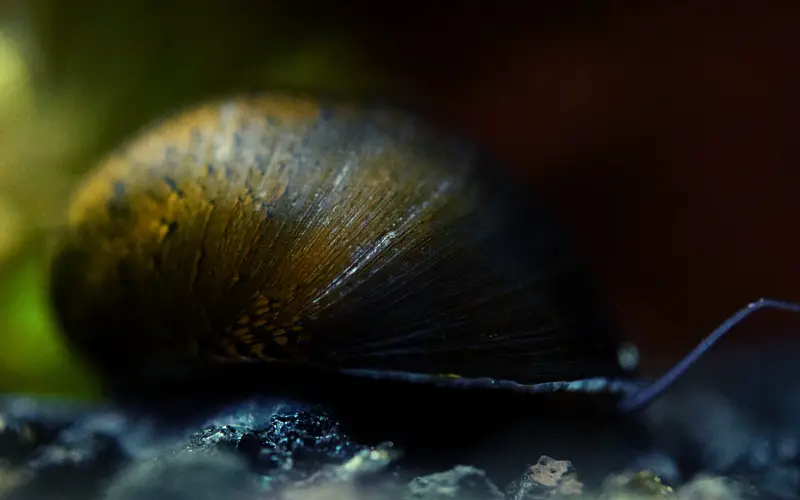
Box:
[0,414,48,466]
[6,392,797,500]
[251,406,363,475]
[0,465,31,498]
[505,455,582,500]
[4,412,128,500]
[182,404,372,491]
[184,424,244,454]
[600,470,674,499]
[629,451,682,485]
[0,397,387,499]
[760,465,800,499]
[303,444,397,485]
[102,450,259,500]
[677,474,757,500]
[406,465,504,500]
[0,404,88,498]
[776,437,799,464]
[284,445,398,499]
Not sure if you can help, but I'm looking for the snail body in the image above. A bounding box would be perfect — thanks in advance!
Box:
[50,94,631,397]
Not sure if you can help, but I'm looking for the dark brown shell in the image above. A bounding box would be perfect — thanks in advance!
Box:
[49,94,628,390]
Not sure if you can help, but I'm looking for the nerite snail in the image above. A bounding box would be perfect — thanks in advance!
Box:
[48,94,800,413]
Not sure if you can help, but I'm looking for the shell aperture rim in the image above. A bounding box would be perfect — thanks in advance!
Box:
[342,297,800,413]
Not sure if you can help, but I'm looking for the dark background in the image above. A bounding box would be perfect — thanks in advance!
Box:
[332,1,800,374]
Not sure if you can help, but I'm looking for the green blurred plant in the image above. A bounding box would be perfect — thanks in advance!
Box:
[0,0,390,398]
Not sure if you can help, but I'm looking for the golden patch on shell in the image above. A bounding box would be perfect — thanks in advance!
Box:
[50,93,626,387]
[68,96,322,225]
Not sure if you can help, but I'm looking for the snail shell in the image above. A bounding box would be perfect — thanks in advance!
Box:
[50,94,628,391]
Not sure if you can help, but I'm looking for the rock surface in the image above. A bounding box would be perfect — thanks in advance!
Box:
[0,393,797,499]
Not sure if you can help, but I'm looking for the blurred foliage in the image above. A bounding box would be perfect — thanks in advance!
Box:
[0,1,390,398]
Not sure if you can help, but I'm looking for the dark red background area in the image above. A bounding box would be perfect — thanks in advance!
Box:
[319,1,800,374]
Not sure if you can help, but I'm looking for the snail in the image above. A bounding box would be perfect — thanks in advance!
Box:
[47,93,800,414]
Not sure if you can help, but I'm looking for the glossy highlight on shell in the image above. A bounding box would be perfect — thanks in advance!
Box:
[49,94,628,391]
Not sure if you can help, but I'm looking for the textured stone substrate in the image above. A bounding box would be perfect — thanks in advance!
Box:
[0,393,789,500]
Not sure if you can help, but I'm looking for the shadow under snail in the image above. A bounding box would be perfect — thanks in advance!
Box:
[47,93,800,413]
